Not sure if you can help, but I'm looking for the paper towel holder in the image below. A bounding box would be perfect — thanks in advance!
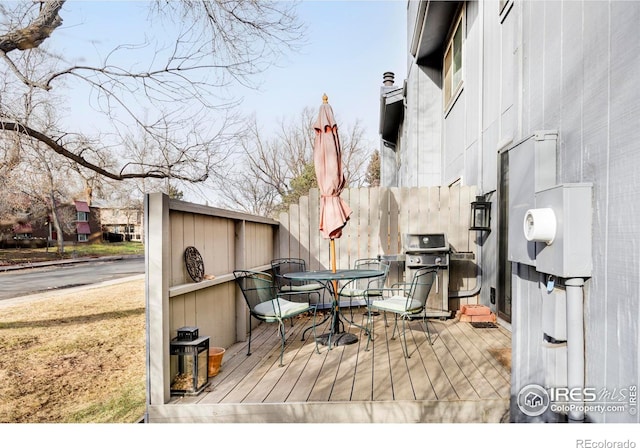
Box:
[524,208,557,245]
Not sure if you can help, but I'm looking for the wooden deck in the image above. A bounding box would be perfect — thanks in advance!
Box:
[148,309,512,423]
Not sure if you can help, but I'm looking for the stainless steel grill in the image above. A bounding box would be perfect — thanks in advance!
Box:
[403,233,451,318]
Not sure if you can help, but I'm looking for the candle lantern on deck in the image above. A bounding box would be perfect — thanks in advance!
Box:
[170,326,209,396]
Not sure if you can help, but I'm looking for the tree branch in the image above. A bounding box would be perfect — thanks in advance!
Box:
[0,1,65,53]
[0,120,208,182]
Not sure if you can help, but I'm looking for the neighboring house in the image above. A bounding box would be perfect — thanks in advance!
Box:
[50,200,101,244]
[74,201,92,242]
[94,203,144,242]
[1,199,100,244]
[380,0,639,423]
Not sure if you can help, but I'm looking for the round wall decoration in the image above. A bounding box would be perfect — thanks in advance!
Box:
[184,246,205,282]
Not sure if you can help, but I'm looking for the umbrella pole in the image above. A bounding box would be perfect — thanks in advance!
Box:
[330,238,337,273]
[330,238,341,337]
[330,238,338,307]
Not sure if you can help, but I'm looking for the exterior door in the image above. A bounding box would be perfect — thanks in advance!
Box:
[497,150,512,323]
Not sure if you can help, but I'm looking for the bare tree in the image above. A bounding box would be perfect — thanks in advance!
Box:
[0,1,304,184]
[218,107,374,217]
[0,44,95,254]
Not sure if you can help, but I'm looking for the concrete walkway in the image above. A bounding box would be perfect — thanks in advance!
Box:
[0,272,145,309]
[0,254,144,272]
[0,254,145,308]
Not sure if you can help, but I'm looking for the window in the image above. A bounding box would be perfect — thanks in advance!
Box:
[78,234,88,242]
[77,211,89,222]
[443,12,463,109]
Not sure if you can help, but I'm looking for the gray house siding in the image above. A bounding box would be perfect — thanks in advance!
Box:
[517,0,640,423]
[382,0,639,423]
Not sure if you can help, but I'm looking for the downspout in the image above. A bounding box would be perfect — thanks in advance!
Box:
[566,277,586,422]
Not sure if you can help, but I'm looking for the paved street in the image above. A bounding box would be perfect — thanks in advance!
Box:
[0,257,145,301]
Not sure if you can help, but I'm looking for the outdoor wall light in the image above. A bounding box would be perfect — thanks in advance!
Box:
[470,195,492,231]
[170,326,209,396]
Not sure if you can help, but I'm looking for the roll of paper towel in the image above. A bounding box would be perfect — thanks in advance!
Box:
[523,208,556,244]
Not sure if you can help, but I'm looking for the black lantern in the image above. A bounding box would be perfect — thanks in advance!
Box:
[170,327,209,396]
[470,196,492,231]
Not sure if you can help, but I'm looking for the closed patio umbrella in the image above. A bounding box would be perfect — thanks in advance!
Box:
[313,94,354,346]
[313,93,352,272]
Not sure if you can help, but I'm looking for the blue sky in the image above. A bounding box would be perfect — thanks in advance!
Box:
[241,0,408,143]
[52,0,408,146]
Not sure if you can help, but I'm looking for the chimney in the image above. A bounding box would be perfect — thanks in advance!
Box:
[383,72,395,87]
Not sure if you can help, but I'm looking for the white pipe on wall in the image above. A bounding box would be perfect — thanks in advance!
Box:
[566,277,586,422]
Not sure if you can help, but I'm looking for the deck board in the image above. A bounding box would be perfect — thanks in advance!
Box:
[163,314,512,423]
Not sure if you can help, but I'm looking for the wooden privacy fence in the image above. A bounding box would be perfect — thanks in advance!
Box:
[146,186,479,405]
[145,193,279,405]
[278,185,479,294]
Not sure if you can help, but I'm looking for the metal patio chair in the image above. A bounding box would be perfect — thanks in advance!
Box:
[233,270,318,367]
[271,258,327,307]
[338,258,390,322]
[367,266,437,357]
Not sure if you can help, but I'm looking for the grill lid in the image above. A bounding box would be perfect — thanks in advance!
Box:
[404,233,449,253]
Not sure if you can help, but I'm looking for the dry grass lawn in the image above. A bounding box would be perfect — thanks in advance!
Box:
[0,278,145,423]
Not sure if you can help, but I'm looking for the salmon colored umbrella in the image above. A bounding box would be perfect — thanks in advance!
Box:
[313,94,352,273]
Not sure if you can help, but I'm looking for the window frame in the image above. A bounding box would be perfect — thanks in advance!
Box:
[78,234,88,242]
[443,7,465,113]
[76,211,89,222]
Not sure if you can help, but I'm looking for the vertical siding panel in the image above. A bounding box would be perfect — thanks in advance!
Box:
[428,187,440,231]
[340,187,352,267]
[245,222,256,268]
[171,296,186,335]
[369,187,381,257]
[543,0,562,129]
[184,291,197,326]
[289,204,300,259]
[448,184,462,252]
[195,288,215,343]
[398,187,410,245]
[378,187,390,257]
[416,186,430,234]
[357,188,369,262]
[202,216,215,276]
[279,211,291,262]
[438,187,449,234]
[405,187,419,235]
[170,211,184,286]
[308,188,321,270]
[182,212,196,287]
[388,187,402,285]
[299,195,311,266]
[226,219,235,273]
[193,214,205,254]
[389,187,402,252]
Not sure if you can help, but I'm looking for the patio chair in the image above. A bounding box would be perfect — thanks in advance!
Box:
[338,258,390,321]
[271,258,327,306]
[233,270,318,367]
[367,267,437,358]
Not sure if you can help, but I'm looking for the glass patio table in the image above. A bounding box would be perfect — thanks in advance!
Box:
[283,269,385,347]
